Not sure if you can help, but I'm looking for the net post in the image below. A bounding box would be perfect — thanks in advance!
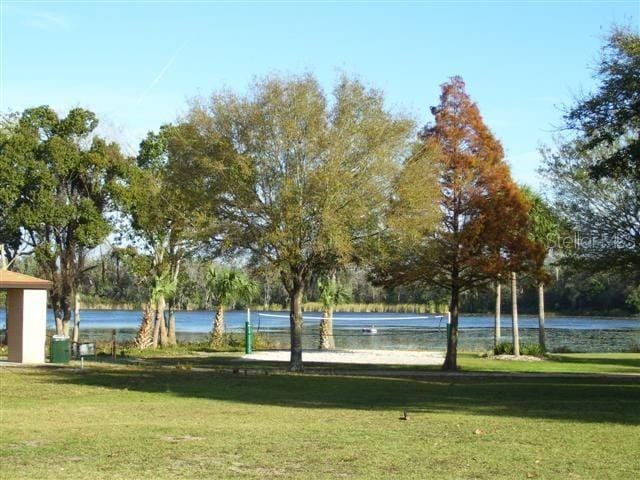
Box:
[245,308,252,354]
[446,312,452,346]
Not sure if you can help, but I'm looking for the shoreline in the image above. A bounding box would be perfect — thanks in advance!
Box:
[63,307,640,320]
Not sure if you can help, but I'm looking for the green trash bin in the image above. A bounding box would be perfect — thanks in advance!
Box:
[50,335,71,364]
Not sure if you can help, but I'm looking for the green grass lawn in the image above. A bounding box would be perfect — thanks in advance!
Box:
[1,353,639,479]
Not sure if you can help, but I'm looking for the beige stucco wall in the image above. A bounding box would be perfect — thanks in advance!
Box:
[7,289,47,363]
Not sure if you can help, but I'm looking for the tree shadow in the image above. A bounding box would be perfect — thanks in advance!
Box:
[549,354,640,369]
[37,363,640,426]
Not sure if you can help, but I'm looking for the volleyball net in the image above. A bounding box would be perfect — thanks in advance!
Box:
[246,312,449,351]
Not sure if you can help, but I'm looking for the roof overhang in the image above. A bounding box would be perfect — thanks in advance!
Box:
[0,270,53,290]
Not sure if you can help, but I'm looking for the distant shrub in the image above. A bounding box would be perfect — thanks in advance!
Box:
[209,332,279,352]
[300,302,448,314]
[494,342,514,355]
[494,342,545,356]
[521,343,546,356]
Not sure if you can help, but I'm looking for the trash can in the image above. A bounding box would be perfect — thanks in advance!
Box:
[50,335,71,364]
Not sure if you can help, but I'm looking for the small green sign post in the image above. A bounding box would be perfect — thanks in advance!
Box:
[245,308,253,354]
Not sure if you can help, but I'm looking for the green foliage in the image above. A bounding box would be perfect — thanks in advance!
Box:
[494,342,514,355]
[539,27,640,298]
[0,106,128,330]
[205,267,257,308]
[0,114,23,264]
[192,73,414,275]
[520,186,561,251]
[317,277,351,309]
[189,73,416,369]
[119,122,228,312]
[78,246,145,303]
[518,186,562,284]
[494,342,546,356]
[626,285,640,312]
[564,25,640,179]
[206,332,277,352]
[541,143,639,281]
[150,271,178,304]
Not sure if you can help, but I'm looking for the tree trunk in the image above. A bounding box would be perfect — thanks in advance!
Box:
[158,294,168,347]
[167,259,181,346]
[319,306,335,350]
[289,279,304,372]
[55,317,64,336]
[511,272,520,356]
[494,282,501,349]
[167,302,177,346]
[442,284,459,371]
[1,287,7,346]
[152,305,161,349]
[538,282,546,352]
[135,305,154,350]
[210,305,225,347]
[0,244,7,270]
[62,308,71,338]
[72,291,81,356]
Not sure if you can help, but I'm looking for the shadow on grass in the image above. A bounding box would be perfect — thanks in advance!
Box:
[125,353,444,372]
[36,362,640,426]
[550,354,640,369]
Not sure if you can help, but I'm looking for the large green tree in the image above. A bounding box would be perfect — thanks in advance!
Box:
[564,26,639,179]
[0,113,24,268]
[543,26,640,304]
[541,144,640,283]
[122,123,225,347]
[0,106,127,336]
[188,74,414,370]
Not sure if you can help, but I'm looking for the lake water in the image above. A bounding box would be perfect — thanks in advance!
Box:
[0,309,638,352]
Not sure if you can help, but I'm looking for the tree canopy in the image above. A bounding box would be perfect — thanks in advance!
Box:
[187,73,416,370]
[543,26,640,293]
[564,25,640,179]
[0,106,128,335]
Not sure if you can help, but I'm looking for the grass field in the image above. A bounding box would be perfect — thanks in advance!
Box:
[1,352,639,479]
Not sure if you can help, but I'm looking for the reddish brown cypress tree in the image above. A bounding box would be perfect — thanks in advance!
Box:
[377,77,537,371]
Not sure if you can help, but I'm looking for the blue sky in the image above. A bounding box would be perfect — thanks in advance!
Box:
[2,1,638,188]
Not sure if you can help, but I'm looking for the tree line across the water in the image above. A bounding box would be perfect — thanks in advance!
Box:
[11,251,634,317]
[1,26,638,370]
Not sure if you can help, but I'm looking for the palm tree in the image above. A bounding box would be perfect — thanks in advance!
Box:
[150,271,177,348]
[494,280,501,349]
[206,267,257,347]
[521,186,560,352]
[318,276,350,350]
[135,304,154,350]
[511,272,520,357]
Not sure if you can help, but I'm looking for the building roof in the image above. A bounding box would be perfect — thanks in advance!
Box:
[0,270,53,290]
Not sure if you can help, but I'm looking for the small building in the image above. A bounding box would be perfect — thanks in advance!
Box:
[0,270,52,364]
